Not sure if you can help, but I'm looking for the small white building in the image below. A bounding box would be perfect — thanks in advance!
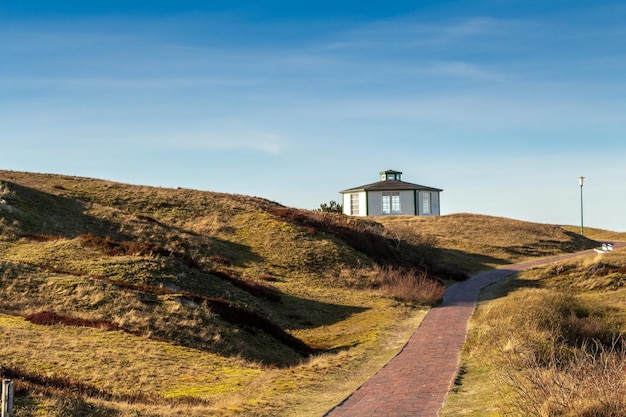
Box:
[340,170,442,217]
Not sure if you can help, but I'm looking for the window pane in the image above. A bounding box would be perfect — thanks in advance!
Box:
[423,192,431,214]
[382,195,390,214]
[391,194,400,214]
[382,192,399,214]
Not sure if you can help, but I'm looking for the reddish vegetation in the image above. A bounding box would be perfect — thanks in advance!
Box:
[268,207,469,283]
[22,234,65,242]
[377,267,445,305]
[585,262,626,277]
[208,255,231,265]
[268,208,403,265]
[38,273,311,356]
[25,311,119,331]
[134,214,162,224]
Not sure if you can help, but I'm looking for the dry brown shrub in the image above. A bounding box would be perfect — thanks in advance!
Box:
[25,311,119,331]
[500,339,626,417]
[377,266,444,306]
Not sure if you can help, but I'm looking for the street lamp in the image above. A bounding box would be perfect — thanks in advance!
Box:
[579,176,585,236]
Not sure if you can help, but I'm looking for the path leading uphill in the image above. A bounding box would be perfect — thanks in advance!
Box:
[324,245,625,417]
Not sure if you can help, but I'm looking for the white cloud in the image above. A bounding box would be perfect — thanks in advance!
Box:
[322,16,532,50]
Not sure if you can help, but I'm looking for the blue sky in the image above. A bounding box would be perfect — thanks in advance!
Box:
[2,1,626,231]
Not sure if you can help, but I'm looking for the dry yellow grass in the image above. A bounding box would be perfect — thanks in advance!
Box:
[442,247,626,417]
[0,170,602,416]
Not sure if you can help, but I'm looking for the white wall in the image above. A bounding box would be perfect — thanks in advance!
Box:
[342,193,351,216]
[342,192,368,216]
[358,192,367,216]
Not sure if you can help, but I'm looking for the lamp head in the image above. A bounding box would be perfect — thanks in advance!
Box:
[579,176,585,186]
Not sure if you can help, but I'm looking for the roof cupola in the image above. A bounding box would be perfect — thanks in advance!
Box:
[380,169,402,181]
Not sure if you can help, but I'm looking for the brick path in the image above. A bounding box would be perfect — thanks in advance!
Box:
[324,246,624,417]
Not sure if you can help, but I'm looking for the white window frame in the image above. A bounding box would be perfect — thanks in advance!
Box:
[350,193,360,215]
[382,192,400,214]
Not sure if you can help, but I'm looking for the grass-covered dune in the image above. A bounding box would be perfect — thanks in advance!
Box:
[0,170,600,416]
[377,213,598,273]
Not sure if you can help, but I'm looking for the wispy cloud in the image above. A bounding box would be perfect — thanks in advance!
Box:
[162,131,286,154]
[322,16,531,50]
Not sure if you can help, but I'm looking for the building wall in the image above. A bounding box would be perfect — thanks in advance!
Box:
[367,190,416,216]
[343,190,441,217]
[417,191,441,216]
[432,192,440,215]
[342,193,350,215]
[400,191,417,215]
[342,191,368,216]
[367,191,382,216]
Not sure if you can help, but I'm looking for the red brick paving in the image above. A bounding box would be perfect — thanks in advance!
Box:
[324,245,625,417]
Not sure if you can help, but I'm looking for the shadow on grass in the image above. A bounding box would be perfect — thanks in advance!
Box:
[474,270,543,304]
[4,181,265,268]
[277,294,370,330]
[436,247,509,276]
[2,181,125,239]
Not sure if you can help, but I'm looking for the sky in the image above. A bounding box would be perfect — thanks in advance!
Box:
[2,1,626,231]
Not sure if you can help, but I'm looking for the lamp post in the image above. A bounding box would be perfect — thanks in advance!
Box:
[579,176,585,236]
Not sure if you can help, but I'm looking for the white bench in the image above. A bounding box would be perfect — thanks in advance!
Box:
[594,243,614,253]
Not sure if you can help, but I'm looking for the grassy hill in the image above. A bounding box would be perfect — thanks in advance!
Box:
[377,213,597,274]
[0,170,602,416]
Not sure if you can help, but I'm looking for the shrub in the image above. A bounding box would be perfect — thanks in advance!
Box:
[471,286,626,416]
[317,200,343,213]
[377,266,444,306]
[500,339,626,417]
